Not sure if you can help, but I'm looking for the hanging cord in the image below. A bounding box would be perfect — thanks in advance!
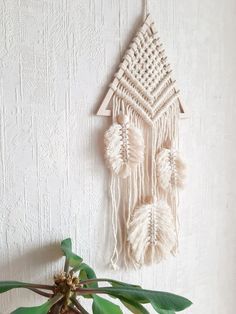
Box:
[143,0,150,20]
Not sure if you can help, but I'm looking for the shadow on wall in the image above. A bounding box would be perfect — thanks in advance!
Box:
[0,242,62,283]
[0,242,64,312]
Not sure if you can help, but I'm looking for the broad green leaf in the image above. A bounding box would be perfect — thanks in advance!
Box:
[92,295,123,314]
[120,297,150,314]
[11,304,49,314]
[89,287,192,312]
[78,277,140,290]
[11,294,62,314]
[79,263,98,288]
[61,238,83,268]
[109,280,141,289]
[156,310,175,314]
[0,281,44,294]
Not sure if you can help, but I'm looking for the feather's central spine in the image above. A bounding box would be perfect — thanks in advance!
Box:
[120,124,129,163]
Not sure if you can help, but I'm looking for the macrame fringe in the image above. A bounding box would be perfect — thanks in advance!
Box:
[106,94,182,269]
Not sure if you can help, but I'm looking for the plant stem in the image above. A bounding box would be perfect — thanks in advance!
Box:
[70,298,89,314]
[49,300,63,314]
[26,283,54,291]
[79,278,138,287]
[29,288,52,298]
[79,278,117,285]
[64,259,69,274]
[76,287,108,295]
[68,306,81,314]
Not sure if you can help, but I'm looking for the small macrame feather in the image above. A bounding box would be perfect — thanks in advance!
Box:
[104,114,144,178]
[157,148,186,190]
[128,197,176,266]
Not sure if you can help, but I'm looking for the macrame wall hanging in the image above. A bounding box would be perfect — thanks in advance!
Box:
[97,2,186,269]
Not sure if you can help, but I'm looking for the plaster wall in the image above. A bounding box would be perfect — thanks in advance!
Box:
[0,0,236,313]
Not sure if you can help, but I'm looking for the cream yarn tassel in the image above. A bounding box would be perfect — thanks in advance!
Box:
[128,197,176,266]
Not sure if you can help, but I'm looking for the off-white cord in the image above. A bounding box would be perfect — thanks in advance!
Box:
[144,0,149,20]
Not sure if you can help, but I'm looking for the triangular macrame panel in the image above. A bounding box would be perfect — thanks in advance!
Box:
[97,14,185,120]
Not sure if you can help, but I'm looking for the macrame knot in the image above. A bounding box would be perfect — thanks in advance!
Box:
[117,114,129,125]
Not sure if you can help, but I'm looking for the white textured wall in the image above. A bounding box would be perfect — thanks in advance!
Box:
[0,0,236,313]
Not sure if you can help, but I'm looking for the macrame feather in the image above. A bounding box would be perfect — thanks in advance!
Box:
[157,148,186,190]
[104,114,144,178]
[128,197,176,266]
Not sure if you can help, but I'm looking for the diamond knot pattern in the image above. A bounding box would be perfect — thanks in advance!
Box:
[109,15,182,126]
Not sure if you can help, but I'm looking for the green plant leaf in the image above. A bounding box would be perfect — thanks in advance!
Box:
[92,295,123,314]
[120,297,150,314]
[0,281,31,294]
[11,294,63,314]
[79,263,98,288]
[0,281,53,294]
[109,280,141,289]
[78,278,141,290]
[85,287,192,312]
[61,238,83,269]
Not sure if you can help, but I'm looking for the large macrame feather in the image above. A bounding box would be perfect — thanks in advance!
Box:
[128,197,176,266]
